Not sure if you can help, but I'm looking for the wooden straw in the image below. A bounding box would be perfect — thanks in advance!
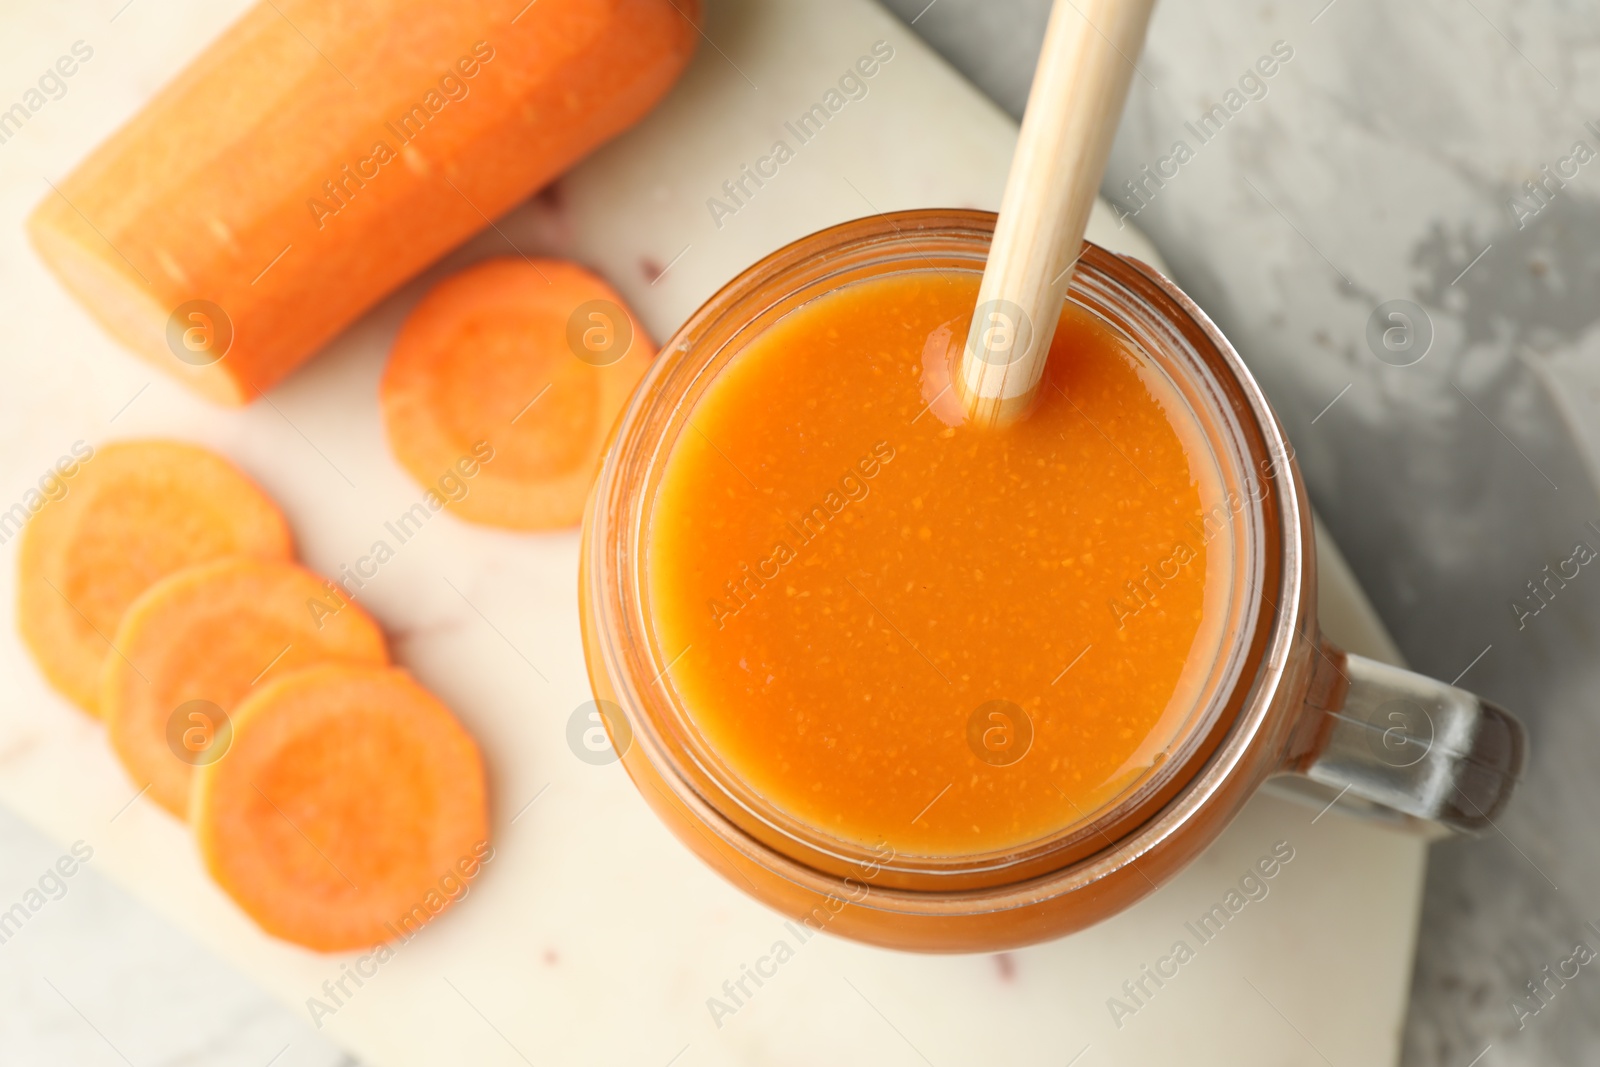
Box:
[958,0,1158,427]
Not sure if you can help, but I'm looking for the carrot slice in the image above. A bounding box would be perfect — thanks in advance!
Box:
[380,257,652,529]
[17,439,292,713]
[192,663,489,952]
[102,558,389,818]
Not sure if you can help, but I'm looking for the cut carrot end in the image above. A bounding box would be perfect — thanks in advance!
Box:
[380,257,653,530]
[25,205,249,406]
[192,663,489,953]
[102,557,389,818]
[17,440,293,714]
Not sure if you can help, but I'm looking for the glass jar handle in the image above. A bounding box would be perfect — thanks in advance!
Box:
[1286,645,1526,833]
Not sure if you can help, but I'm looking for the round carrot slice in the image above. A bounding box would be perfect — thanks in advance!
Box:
[17,439,292,714]
[192,663,489,952]
[102,558,389,818]
[379,257,652,530]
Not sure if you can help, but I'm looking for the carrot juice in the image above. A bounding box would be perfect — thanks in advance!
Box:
[645,269,1235,857]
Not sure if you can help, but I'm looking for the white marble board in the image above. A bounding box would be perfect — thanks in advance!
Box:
[0,1,1425,1064]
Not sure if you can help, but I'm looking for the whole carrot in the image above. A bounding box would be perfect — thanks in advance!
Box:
[29,0,699,404]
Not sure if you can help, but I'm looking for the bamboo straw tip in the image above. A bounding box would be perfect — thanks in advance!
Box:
[969,298,1036,370]
[957,298,1041,429]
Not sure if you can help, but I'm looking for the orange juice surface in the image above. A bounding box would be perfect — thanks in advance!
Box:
[646,271,1233,856]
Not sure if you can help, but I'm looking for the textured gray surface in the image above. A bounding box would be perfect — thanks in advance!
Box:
[0,804,352,1066]
[877,0,1600,1062]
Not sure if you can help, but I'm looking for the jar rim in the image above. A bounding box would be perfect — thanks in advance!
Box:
[582,208,1308,910]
